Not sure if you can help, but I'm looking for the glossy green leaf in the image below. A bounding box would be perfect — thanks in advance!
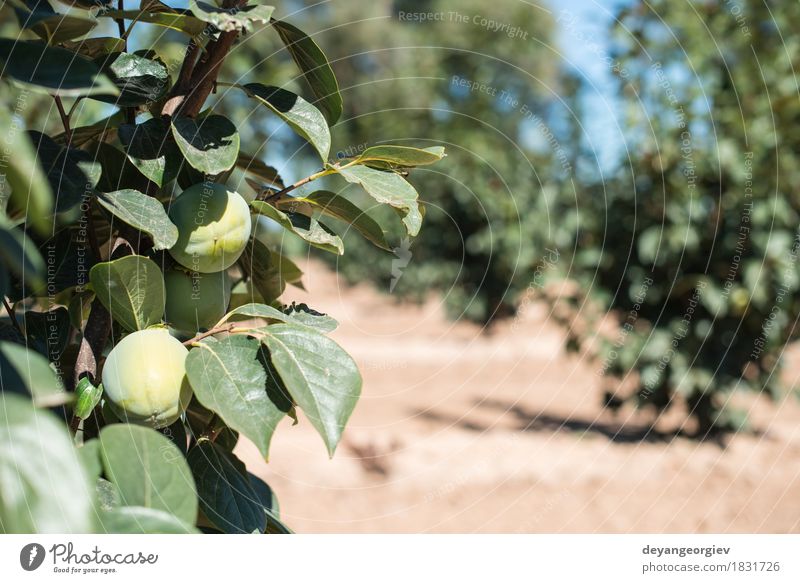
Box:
[354,145,446,169]
[251,201,343,254]
[238,238,285,303]
[240,84,330,161]
[187,440,266,533]
[272,19,343,125]
[172,116,240,176]
[28,130,101,220]
[89,255,165,332]
[14,0,98,44]
[99,506,199,534]
[119,118,181,187]
[96,189,178,251]
[0,219,45,289]
[102,8,206,36]
[0,393,94,533]
[61,37,127,59]
[281,302,337,333]
[237,153,284,188]
[74,377,103,420]
[99,424,198,524]
[336,164,423,236]
[0,341,69,407]
[0,108,52,234]
[186,335,289,459]
[262,323,361,456]
[248,472,292,533]
[189,0,274,32]
[0,39,117,96]
[289,190,390,251]
[92,52,170,107]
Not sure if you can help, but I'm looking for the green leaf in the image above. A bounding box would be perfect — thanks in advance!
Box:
[89,255,165,332]
[98,506,199,533]
[28,130,101,220]
[0,219,45,289]
[77,441,103,484]
[354,145,446,169]
[23,307,71,359]
[185,336,289,459]
[288,190,390,251]
[336,164,423,236]
[119,118,182,187]
[187,440,266,533]
[91,52,170,107]
[238,238,286,303]
[102,8,206,37]
[91,141,153,194]
[62,37,127,59]
[0,108,52,234]
[282,303,337,333]
[240,84,330,161]
[262,323,361,456]
[0,393,94,533]
[189,0,274,32]
[237,153,284,188]
[172,115,240,176]
[96,189,178,251]
[271,19,343,125]
[74,377,103,420]
[0,341,69,407]
[99,424,198,524]
[251,201,343,255]
[248,473,292,533]
[14,0,98,44]
[0,39,118,96]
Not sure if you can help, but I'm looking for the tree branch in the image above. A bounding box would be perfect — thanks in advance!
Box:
[73,237,133,387]
[53,95,71,144]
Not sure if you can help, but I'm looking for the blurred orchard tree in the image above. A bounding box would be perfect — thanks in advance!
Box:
[232,0,573,323]
[559,0,800,433]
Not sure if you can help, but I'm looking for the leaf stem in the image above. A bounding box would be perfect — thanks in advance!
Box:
[183,323,237,346]
[260,168,335,202]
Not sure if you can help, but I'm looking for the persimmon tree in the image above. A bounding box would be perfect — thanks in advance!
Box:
[0,0,443,533]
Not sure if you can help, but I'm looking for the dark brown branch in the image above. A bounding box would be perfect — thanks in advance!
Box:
[53,96,71,144]
[161,40,201,118]
[172,0,247,118]
[73,237,134,387]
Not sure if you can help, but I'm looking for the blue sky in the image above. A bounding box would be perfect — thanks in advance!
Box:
[552,0,632,171]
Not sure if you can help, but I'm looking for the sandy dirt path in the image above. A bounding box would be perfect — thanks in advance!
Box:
[239,260,800,533]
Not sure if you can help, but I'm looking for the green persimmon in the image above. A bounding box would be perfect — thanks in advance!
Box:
[101,328,192,429]
[164,268,231,333]
[168,182,252,273]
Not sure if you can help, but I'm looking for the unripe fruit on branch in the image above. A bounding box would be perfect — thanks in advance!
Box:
[168,182,252,273]
[164,268,231,333]
[101,328,192,428]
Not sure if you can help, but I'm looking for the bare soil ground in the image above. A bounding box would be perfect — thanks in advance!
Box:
[239,260,800,533]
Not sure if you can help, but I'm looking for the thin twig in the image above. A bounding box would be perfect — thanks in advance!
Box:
[182,323,238,346]
[53,95,71,143]
[2,297,23,337]
[259,168,334,202]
